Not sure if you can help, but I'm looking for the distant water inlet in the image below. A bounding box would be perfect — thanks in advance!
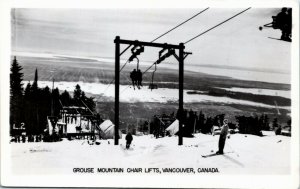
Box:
[217,87,290,99]
[35,81,290,110]
[184,65,291,84]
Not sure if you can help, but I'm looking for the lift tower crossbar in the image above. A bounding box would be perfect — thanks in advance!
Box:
[114,36,190,145]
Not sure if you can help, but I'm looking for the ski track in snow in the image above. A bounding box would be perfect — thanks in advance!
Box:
[11,131,290,175]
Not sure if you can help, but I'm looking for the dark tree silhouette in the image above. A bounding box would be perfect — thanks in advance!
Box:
[38,86,51,134]
[236,115,263,136]
[60,90,72,106]
[10,56,24,135]
[272,118,279,128]
[23,82,33,134]
[196,110,205,132]
[73,84,82,100]
[32,68,38,90]
[52,87,60,116]
[72,84,96,112]
[30,69,40,134]
[84,96,96,112]
[202,116,213,134]
[264,114,270,130]
[10,65,98,136]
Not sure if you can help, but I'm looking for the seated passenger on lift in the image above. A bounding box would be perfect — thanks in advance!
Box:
[136,69,143,88]
[130,69,137,90]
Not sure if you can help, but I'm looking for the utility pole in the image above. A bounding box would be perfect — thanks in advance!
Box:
[114,36,120,145]
[178,43,184,145]
[51,78,54,116]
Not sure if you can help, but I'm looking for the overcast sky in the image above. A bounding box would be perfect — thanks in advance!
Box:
[11,8,291,75]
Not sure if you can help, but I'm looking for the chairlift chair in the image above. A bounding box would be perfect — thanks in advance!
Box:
[149,63,158,90]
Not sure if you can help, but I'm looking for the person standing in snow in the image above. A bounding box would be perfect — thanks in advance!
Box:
[216,119,230,154]
[125,132,133,149]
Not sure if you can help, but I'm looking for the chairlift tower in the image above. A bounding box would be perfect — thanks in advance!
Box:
[114,36,191,145]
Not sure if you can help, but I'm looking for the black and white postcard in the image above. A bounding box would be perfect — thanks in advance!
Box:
[0,0,299,188]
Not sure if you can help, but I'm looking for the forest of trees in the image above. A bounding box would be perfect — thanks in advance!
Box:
[149,110,231,137]
[150,109,291,137]
[10,57,96,135]
[173,109,237,136]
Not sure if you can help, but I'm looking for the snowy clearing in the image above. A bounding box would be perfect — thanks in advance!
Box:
[11,131,290,175]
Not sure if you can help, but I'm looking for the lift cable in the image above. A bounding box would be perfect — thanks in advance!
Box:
[101,59,129,95]
[121,8,210,73]
[184,7,251,44]
[121,8,251,94]
[103,9,210,95]
[120,60,129,72]
[151,7,209,42]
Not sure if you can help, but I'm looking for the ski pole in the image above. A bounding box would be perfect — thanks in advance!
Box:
[226,137,240,157]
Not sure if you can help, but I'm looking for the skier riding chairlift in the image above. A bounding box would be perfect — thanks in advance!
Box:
[262,7,292,42]
[130,57,143,90]
[130,69,138,90]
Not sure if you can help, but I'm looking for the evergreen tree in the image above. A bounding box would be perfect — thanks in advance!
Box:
[273,118,281,135]
[213,114,225,126]
[236,115,262,136]
[74,84,82,100]
[254,115,261,134]
[264,114,270,130]
[30,69,40,134]
[10,56,24,134]
[196,111,205,132]
[272,118,279,128]
[24,83,31,98]
[52,87,60,116]
[202,116,213,134]
[23,82,33,134]
[84,97,96,112]
[81,91,86,101]
[32,68,38,90]
[60,90,71,106]
[38,86,52,134]
[259,114,264,130]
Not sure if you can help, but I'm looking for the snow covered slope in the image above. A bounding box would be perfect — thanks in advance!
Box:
[11,131,290,175]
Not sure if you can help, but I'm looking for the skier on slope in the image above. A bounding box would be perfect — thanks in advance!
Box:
[216,119,230,155]
[125,132,133,149]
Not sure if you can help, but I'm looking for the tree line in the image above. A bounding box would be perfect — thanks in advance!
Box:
[150,109,291,137]
[10,57,96,136]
